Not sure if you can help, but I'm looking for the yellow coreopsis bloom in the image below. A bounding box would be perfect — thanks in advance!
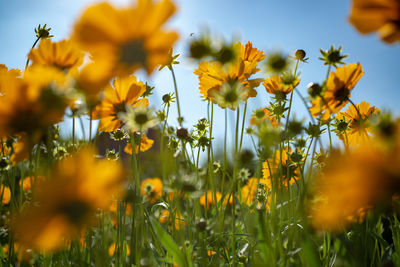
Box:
[13,147,125,252]
[310,63,364,121]
[337,101,380,146]
[141,177,163,203]
[194,41,265,107]
[28,39,84,71]
[71,0,179,78]
[349,0,400,43]
[0,64,21,94]
[92,75,149,132]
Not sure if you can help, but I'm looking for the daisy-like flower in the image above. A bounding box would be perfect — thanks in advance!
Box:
[124,132,154,154]
[349,0,400,43]
[141,177,163,203]
[28,39,84,72]
[310,63,364,121]
[71,0,179,77]
[337,101,380,146]
[12,147,125,251]
[262,146,300,187]
[92,75,149,132]
[119,102,158,132]
[194,41,265,107]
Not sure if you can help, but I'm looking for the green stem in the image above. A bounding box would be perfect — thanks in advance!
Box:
[170,67,183,126]
[239,101,247,152]
[25,37,40,70]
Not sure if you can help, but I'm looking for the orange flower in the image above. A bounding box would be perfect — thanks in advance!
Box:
[141,177,163,203]
[71,0,178,77]
[124,133,154,154]
[310,63,364,121]
[349,0,400,43]
[92,75,149,132]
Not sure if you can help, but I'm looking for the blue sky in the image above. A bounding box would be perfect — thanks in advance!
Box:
[0,0,399,151]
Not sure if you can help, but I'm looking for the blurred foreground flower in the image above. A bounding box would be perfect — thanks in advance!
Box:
[349,0,400,43]
[310,141,400,232]
[12,147,125,252]
[72,0,179,79]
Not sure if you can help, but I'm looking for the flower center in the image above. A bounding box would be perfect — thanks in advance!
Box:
[120,40,147,67]
[334,87,350,105]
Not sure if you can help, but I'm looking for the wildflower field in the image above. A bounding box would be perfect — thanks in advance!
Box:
[1,0,400,266]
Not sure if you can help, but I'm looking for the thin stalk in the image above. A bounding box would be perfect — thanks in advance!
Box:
[170,66,183,126]
[239,101,247,152]
[72,116,75,144]
[284,59,299,131]
[25,37,40,70]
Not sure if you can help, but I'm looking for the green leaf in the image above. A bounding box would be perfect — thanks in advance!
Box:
[150,217,189,267]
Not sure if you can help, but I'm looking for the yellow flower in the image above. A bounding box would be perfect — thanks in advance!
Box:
[159,209,186,230]
[124,133,154,154]
[194,41,265,107]
[262,147,300,187]
[310,63,364,121]
[0,64,21,94]
[263,75,299,95]
[28,39,84,71]
[309,145,400,232]
[199,191,232,209]
[349,0,400,43]
[240,177,271,206]
[1,185,11,205]
[13,147,125,251]
[141,177,163,203]
[71,0,179,77]
[92,75,149,132]
[337,101,380,146]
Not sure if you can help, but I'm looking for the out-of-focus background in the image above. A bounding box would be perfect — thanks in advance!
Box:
[1,0,399,151]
